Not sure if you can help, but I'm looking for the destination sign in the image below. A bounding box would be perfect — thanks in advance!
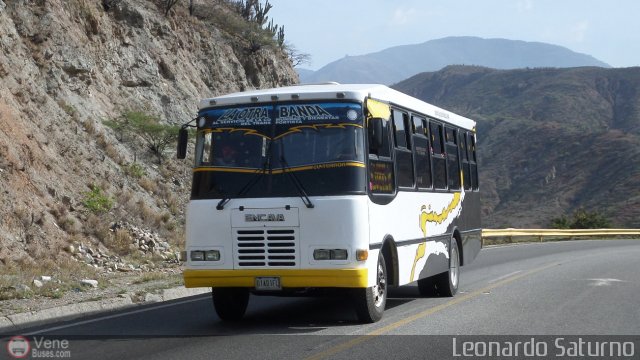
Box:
[200,102,363,130]
[276,104,339,124]
[204,106,273,127]
[369,160,394,193]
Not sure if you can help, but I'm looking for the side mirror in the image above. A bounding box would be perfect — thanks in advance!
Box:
[177,127,188,159]
[368,118,384,151]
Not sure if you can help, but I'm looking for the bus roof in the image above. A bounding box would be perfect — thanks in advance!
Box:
[199,83,476,131]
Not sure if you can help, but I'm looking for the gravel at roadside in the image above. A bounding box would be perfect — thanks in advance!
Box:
[0,266,209,333]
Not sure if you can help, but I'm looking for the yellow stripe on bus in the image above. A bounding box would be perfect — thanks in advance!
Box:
[193,162,365,174]
[183,268,368,288]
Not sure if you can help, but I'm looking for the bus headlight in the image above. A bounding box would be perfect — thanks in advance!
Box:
[313,249,348,260]
[190,250,221,261]
[190,251,205,261]
[205,250,220,261]
[332,249,348,260]
[313,249,331,260]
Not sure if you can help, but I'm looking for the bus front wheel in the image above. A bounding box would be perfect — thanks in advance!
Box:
[212,287,250,321]
[353,253,387,323]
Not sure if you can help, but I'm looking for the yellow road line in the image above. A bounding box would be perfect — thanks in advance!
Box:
[304,262,558,360]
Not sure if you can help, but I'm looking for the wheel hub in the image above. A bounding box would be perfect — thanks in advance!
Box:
[374,262,386,307]
[450,244,459,288]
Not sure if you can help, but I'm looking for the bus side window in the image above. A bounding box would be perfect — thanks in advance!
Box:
[393,110,414,188]
[460,131,471,190]
[430,121,447,189]
[468,133,479,190]
[368,115,395,194]
[412,116,423,137]
[198,131,212,165]
[412,115,432,189]
[446,127,461,190]
[376,119,392,158]
[392,110,409,149]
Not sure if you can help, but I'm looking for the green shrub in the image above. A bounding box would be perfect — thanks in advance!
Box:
[550,208,612,229]
[570,208,612,229]
[82,185,114,214]
[122,162,146,178]
[104,111,179,164]
[550,215,570,229]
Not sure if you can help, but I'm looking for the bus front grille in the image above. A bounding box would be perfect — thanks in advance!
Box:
[234,228,298,267]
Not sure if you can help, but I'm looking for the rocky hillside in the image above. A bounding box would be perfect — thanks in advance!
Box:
[0,0,297,295]
[394,66,640,228]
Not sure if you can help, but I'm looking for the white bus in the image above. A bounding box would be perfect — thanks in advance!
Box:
[177,83,481,323]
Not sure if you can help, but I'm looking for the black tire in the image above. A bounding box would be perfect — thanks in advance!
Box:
[417,275,437,296]
[417,238,460,297]
[434,238,460,297]
[353,254,387,323]
[212,287,250,321]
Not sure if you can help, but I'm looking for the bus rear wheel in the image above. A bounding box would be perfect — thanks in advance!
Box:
[353,253,387,323]
[212,287,250,321]
[435,238,460,297]
[417,238,460,297]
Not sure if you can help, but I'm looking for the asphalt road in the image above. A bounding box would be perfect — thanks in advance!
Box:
[5,240,640,359]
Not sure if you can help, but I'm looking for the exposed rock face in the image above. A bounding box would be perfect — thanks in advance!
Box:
[1,0,296,123]
[0,0,298,265]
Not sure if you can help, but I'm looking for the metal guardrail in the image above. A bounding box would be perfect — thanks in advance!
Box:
[482,228,640,245]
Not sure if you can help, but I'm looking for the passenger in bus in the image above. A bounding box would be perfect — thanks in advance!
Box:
[216,145,237,166]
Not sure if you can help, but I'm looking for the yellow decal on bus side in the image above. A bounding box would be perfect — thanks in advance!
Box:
[410,191,462,281]
[366,98,391,120]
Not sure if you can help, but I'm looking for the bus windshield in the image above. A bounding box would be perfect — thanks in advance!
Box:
[191,101,367,199]
[195,102,365,169]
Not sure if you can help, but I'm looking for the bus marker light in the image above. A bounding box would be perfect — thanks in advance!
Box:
[356,249,368,261]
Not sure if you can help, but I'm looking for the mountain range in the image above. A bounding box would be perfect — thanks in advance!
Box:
[393,65,640,228]
[300,36,611,85]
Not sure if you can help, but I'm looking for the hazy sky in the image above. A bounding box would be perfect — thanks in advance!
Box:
[268,0,640,70]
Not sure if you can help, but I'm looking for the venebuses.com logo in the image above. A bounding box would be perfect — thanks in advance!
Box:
[6,335,71,359]
[6,336,30,359]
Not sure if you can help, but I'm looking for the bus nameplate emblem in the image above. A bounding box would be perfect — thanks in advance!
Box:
[245,214,285,222]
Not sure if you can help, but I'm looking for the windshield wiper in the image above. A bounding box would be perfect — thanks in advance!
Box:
[279,153,314,209]
[216,142,272,210]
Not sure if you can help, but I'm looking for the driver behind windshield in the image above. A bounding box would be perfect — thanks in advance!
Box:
[215,144,237,166]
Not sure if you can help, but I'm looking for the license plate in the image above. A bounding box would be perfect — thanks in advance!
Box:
[255,277,281,291]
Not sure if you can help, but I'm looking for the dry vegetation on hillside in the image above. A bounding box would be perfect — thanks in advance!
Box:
[394,66,640,228]
[0,0,297,301]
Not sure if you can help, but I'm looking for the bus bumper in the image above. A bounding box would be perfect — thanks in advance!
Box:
[183,268,368,288]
